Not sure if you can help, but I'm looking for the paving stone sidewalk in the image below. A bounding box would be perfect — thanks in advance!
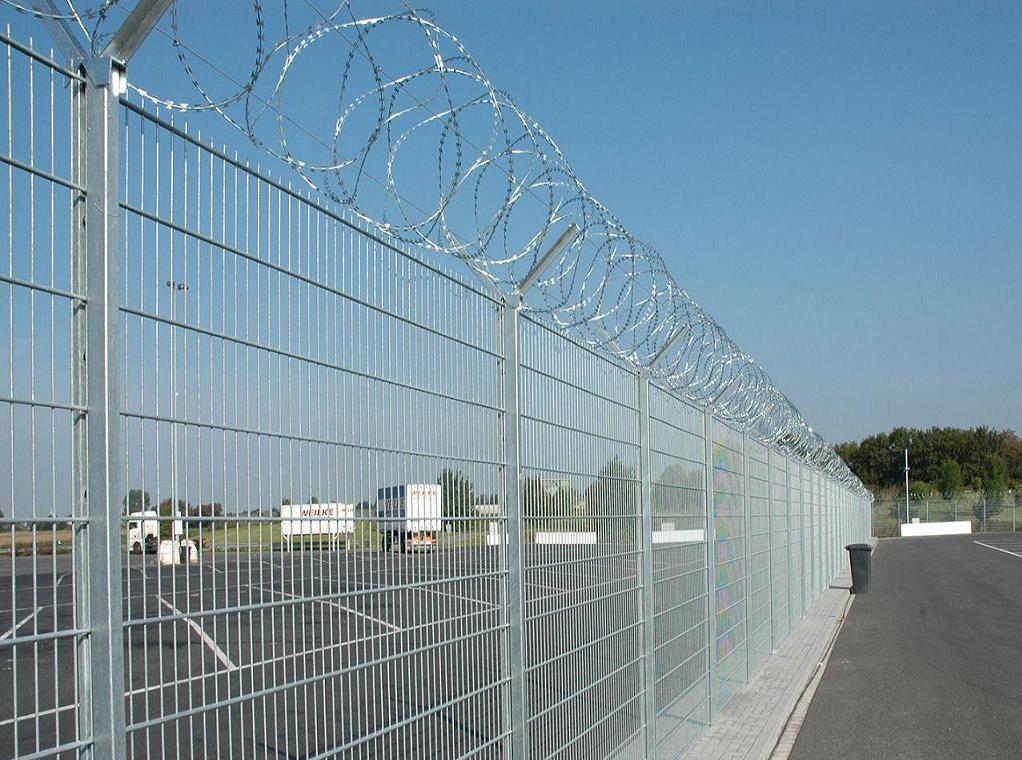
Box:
[684,540,877,760]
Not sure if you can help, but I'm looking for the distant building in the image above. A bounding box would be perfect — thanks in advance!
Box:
[539,478,570,496]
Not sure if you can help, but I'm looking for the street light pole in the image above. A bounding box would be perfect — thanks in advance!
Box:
[904,440,911,524]
[167,280,187,540]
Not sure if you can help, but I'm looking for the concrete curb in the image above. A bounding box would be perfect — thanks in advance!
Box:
[770,537,877,758]
[769,593,854,759]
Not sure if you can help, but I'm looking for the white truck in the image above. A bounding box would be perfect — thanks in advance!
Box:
[280,503,355,550]
[376,484,442,552]
[127,511,159,554]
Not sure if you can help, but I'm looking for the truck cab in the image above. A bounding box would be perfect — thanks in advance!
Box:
[127,511,159,554]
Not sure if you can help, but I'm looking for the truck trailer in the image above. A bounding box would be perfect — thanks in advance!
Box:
[376,484,442,552]
[280,503,355,550]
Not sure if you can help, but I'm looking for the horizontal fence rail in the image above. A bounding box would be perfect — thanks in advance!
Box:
[0,23,872,760]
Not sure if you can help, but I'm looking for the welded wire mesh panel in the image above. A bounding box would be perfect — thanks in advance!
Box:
[0,33,87,759]
[647,383,708,755]
[802,468,815,608]
[825,480,834,582]
[787,460,804,623]
[812,472,823,598]
[518,313,643,759]
[745,439,770,673]
[709,419,746,709]
[769,452,789,644]
[817,480,825,580]
[117,100,508,759]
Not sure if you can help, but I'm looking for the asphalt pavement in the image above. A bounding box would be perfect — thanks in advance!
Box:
[789,533,1022,760]
[0,544,652,758]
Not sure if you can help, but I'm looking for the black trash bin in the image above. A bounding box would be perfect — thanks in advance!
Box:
[845,543,871,594]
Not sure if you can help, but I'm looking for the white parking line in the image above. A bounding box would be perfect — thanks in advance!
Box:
[253,584,403,632]
[357,577,498,609]
[0,607,42,641]
[974,541,1022,558]
[525,580,570,594]
[0,703,74,728]
[158,597,239,671]
[124,605,494,698]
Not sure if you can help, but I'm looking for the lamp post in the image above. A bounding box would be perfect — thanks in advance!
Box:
[903,437,911,524]
[890,437,911,524]
[167,280,187,540]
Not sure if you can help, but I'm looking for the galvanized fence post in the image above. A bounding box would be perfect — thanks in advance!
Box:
[637,371,657,757]
[785,453,794,631]
[702,409,718,724]
[75,57,128,760]
[802,464,808,615]
[808,471,815,603]
[766,446,775,652]
[501,295,528,759]
[742,431,752,682]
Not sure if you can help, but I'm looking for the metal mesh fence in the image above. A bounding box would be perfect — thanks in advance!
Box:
[709,419,748,711]
[787,460,804,624]
[872,494,1019,537]
[0,27,873,760]
[648,383,708,755]
[769,452,789,646]
[0,32,87,759]
[745,439,770,674]
[117,96,510,759]
[518,314,644,759]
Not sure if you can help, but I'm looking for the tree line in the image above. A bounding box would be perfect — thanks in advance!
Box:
[835,427,1021,498]
[123,489,225,530]
[123,457,699,541]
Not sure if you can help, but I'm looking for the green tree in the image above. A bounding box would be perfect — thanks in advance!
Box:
[587,457,637,544]
[937,460,964,500]
[522,477,584,535]
[438,469,474,529]
[522,477,548,529]
[983,454,1010,497]
[837,427,1022,492]
[187,502,224,528]
[157,497,189,539]
[980,454,1010,523]
[123,488,152,514]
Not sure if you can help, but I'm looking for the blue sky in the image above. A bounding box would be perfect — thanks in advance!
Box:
[405,1,1022,443]
[6,0,1021,446]
[461,1,1021,439]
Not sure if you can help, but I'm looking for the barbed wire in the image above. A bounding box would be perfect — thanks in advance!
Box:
[11,0,867,494]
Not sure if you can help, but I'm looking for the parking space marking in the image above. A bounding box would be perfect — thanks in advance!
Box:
[124,604,498,699]
[525,580,570,594]
[416,584,498,609]
[974,540,1022,558]
[0,703,74,728]
[0,607,42,641]
[158,597,239,671]
[254,584,403,632]
[356,577,498,610]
